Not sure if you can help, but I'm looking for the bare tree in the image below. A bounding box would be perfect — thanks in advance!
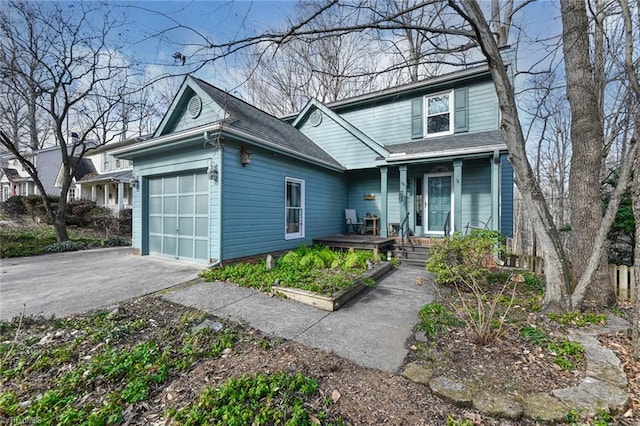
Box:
[0,1,133,242]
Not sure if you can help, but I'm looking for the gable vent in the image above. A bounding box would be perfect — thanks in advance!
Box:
[187,96,202,118]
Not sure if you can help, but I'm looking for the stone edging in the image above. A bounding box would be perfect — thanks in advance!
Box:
[403,314,630,422]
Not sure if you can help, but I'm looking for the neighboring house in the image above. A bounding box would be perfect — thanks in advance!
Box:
[72,137,146,214]
[0,138,141,216]
[0,153,38,201]
[114,63,513,265]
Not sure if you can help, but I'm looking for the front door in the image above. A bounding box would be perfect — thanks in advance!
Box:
[425,174,452,234]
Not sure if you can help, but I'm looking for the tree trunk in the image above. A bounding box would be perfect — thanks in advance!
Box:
[459,0,572,310]
[560,0,614,308]
[633,155,640,361]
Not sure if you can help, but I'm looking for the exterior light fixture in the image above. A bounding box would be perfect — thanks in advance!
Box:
[240,147,252,167]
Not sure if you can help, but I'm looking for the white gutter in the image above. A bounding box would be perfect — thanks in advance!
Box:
[111,121,344,172]
[111,123,223,157]
[384,144,507,162]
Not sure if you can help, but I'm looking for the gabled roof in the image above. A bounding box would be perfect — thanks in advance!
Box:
[1,167,20,181]
[384,130,506,162]
[54,157,97,187]
[190,77,342,169]
[116,77,343,171]
[292,99,389,158]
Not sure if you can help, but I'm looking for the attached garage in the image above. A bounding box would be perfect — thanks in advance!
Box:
[147,172,209,262]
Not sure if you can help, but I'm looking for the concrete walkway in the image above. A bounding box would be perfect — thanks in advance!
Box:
[0,247,202,321]
[162,265,436,372]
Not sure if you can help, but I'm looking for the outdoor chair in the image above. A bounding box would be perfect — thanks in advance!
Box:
[345,209,364,234]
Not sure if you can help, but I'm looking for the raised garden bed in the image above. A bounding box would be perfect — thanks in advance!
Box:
[273,262,392,311]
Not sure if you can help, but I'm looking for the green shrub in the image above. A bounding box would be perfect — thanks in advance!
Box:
[426,230,503,286]
[42,240,88,253]
[418,303,464,337]
[0,195,28,216]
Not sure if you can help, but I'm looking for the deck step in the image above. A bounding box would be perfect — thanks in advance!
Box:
[389,244,430,267]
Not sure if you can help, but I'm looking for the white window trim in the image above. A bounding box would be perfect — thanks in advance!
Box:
[285,177,305,240]
[424,90,454,138]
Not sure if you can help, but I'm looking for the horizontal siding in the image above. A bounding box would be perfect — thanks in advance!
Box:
[460,158,492,230]
[500,154,514,237]
[468,81,499,133]
[299,111,380,169]
[165,88,226,134]
[221,143,347,260]
[340,99,412,145]
[337,80,498,145]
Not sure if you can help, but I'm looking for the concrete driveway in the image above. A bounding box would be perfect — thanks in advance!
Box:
[0,247,203,321]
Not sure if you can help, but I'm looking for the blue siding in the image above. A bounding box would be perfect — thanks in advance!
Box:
[299,110,380,169]
[162,87,226,135]
[500,154,514,237]
[460,159,492,230]
[221,143,347,260]
[346,169,402,231]
[338,80,498,145]
[468,82,499,133]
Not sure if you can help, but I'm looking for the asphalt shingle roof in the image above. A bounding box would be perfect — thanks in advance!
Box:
[385,130,506,156]
[79,169,132,183]
[191,77,343,169]
[70,157,98,181]
[1,167,20,181]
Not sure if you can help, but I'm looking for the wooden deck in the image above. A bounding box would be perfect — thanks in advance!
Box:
[313,234,396,256]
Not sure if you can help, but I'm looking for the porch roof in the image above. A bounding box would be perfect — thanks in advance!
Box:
[383,130,506,162]
[79,169,132,184]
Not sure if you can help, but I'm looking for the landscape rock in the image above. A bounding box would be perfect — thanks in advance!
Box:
[402,362,433,385]
[414,330,429,343]
[192,319,224,333]
[429,376,475,407]
[473,391,523,420]
[551,377,629,415]
[519,392,569,423]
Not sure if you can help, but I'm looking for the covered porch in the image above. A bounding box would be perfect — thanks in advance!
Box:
[345,149,512,239]
[77,170,134,214]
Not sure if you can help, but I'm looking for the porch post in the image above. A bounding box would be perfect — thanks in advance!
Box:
[453,160,463,233]
[118,181,124,212]
[104,183,109,207]
[491,151,500,231]
[399,165,408,231]
[91,185,96,202]
[380,167,388,237]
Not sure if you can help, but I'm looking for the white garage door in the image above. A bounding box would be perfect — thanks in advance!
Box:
[148,173,209,262]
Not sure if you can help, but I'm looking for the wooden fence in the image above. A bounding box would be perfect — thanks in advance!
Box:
[503,239,636,303]
[610,264,636,303]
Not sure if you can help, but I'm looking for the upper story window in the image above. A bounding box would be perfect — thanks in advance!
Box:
[411,88,468,139]
[425,90,454,137]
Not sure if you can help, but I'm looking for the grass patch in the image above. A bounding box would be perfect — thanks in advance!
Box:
[0,302,323,425]
[200,245,379,296]
[167,371,332,425]
[548,311,607,327]
[520,324,585,371]
[0,225,130,258]
[417,303,464,337]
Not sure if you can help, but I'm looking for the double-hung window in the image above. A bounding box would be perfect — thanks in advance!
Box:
[425,90,454,137]
[285,177,305,239]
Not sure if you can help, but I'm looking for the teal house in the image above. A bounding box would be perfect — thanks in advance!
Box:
[114,65,512,264]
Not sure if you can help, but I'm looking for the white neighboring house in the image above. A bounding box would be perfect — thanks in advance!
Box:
[0,153,38,201]
[68,137,147,215]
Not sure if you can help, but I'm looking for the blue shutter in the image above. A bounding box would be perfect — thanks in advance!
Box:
[454,88,469,133]
[411,98,423,139]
